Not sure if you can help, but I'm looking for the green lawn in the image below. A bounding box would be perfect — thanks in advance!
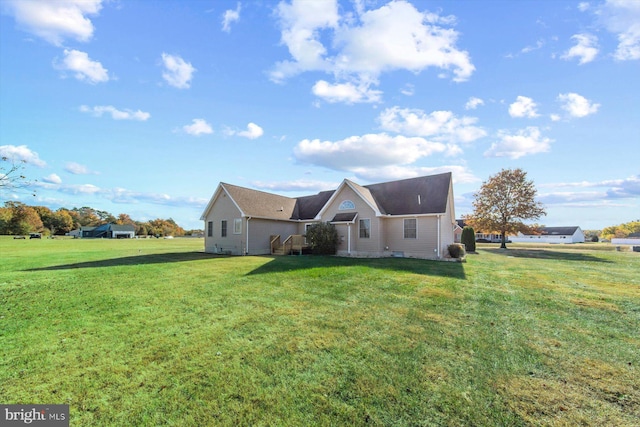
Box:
[1,238,638,426]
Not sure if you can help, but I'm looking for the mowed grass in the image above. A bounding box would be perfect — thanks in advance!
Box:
[1,238,638,426]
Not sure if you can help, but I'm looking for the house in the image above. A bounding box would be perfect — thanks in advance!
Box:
[454,219,504,243]
[200,172,457,259]
[510,226,585,244]
[611,232,640,246]
[79,223,136,239]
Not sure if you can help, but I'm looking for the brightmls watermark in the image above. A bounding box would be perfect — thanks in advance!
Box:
[1,405,68,426]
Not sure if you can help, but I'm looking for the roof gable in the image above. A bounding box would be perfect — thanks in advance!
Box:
[364,172,452,215]
[540,226,581,236]
[222,183,297,220]
[202,172,453,222]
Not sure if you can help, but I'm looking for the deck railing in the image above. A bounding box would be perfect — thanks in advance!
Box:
[283,234,306,255]
[270,235,281,254]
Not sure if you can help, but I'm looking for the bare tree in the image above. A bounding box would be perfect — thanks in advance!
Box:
[0,156,36,200]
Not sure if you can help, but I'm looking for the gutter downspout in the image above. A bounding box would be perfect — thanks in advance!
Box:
[245,217,251,255]
[437,214,441,258]
[348,223,351,255]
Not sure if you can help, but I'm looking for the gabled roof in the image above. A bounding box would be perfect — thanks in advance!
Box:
[292,190,334,220]
[202,172,453,222]
[222,183,298,220]
[540,226,581,236]
[364,172,452,215]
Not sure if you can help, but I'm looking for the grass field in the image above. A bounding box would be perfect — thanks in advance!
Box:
[1,237,638,426]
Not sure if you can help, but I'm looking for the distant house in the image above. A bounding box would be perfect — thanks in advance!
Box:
[510,226,585,244]
[80,224,135,239]
[611,232,640,246]
[454,219,504,243]
[201,173,457,259]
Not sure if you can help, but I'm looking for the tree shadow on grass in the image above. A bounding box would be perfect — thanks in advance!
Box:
[482,248,612,263]
[24,252,221,271]
[246,255,466,279]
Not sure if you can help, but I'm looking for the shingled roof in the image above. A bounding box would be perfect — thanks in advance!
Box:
[540,226,581,236]
[221,183,298,220]
[361,172,452,215]
[204,172,452,221]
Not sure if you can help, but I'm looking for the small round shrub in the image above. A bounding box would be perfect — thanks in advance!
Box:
[448,243,466,259]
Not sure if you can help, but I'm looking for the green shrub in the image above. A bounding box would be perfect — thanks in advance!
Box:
[448,243,466,259]
[461,226,476,252]
[305,222,339,255]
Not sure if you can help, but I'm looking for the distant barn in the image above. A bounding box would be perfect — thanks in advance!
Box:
[510,226,585,244]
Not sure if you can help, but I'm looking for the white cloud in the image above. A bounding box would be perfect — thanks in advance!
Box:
[0,144,46,167]
[557,92,600,117]
[54,49,109,84]
[65,162,96,175]
[351,164,480,184]
[484,127,552,159]
[271,0,474,103]
[465,97,484,110]
[400,84,415,96]
[2,0,102,46]
[521,39,544,54]
[294,133,446,171]
[222,3,241,32]
[237,122,264,139]
[578,2,591,12]
[599,0,640,60]
[183,119,213,136]
[60,183,101,195]
[312,80,382,104]
[42,173,62,184]
[161,53,196,89]
[541,175,640,200]
[562,33,599,64]
[550,114,561,122]
[508,96,539,118]
[108,188,208,207]
[252,179,340,192]
[271,0,339,81]
[332,0,474,82]
[80,105,150,121]
[378,107,487,145]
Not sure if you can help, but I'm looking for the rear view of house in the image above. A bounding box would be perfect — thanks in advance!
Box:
[200,172,457,259]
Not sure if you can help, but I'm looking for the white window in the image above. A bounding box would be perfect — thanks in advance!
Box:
[339,200,355,210]
[359,219,370,239]
[404,218,417,239]
[233,218,242,234]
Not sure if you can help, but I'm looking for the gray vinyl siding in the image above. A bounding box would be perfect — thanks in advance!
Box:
[203,192,244,254]
[246,218,298,255]
[383,216,439,258]
[319,185,381,256]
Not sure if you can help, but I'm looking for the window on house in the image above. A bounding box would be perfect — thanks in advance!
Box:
[207,221,213,237]
[404,218,417,239]
[233,218,242,234]
[359,219,370,239]
[221,220,227,237]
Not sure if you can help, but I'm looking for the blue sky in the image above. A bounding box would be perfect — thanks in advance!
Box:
[1,0,638,231]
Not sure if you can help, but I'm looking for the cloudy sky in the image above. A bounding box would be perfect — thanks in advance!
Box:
[1,0,638,230]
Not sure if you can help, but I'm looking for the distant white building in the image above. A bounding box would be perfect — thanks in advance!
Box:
[611,232,640,246]
[510,226,585,244]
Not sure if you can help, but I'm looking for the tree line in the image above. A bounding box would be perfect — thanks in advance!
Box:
[0,202,192,237]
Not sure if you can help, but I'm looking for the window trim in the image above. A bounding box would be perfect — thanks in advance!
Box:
[359,218,371,239]
[403,218,417,239]
[207,221,213,237]
[221,220,227,237]
[233,218,242,234]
